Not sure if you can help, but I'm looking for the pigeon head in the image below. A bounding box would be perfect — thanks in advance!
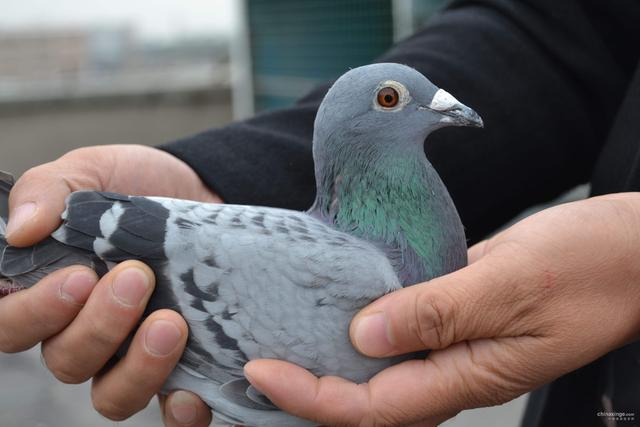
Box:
[313,63,483,158]
[310,63,476,283]
[312,63,483,210]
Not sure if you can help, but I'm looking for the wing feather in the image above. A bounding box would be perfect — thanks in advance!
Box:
[53,191,405,426]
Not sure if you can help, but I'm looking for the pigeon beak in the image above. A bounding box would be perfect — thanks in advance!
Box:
[423,89,484,128]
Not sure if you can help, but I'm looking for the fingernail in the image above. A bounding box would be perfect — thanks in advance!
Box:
[145,319,182,356]
[352,312,394,356]
[169,391,197,425]
[60,270,98,305]
[244,363,258,387]
[111,268,150,307]
[6,202,37,237]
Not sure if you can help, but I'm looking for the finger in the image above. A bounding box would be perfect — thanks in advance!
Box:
[0,266,98,353]
[90,310,188,421]
[349,257,539,357]
[161,390,212,427]
[245,359,372,426]
[41,261,154,384]
[360,340,538,423]
[7,159,103,247]
[467,239,488,264]
[246,339,532,427]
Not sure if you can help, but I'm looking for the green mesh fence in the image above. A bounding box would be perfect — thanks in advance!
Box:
[247,0,446,111]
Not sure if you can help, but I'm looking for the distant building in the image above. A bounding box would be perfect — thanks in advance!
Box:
[0,27,135,80]
[0,29,92,81]
[0,27,228,103]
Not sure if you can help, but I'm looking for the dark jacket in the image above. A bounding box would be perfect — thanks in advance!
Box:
[162,1,640,425]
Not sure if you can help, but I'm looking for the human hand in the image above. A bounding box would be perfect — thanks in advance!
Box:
[244,193,640,426]
[1,144,218,426]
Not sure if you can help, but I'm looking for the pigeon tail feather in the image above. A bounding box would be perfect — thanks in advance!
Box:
[0,171,15,294]
[0,172,108,293]
[0,170,14,235]
[52,191,169,261]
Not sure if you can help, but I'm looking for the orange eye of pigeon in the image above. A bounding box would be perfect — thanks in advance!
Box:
[377,87,399,108]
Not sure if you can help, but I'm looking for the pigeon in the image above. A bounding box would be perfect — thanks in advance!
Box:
[0,63,482,426]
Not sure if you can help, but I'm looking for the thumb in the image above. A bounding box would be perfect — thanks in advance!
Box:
[349,257,530,357]
[6,160,103,247]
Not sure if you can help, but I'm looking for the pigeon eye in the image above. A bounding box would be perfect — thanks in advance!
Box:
[376,87,399,108]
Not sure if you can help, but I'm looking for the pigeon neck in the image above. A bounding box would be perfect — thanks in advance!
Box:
[309,144,465,285]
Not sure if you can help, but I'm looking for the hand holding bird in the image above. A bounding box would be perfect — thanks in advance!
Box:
[0,145,218,426]
[2,63,640,427]
[248,194,640,426]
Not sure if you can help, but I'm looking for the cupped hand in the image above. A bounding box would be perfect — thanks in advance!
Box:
[244,193,640,426]
[0,144,218,426]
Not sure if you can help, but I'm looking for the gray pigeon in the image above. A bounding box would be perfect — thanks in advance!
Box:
[0,63,482,426]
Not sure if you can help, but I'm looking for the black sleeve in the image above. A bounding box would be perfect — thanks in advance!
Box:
[161,0,638,243]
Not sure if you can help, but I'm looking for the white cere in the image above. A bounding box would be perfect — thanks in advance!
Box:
[428,89,460,112]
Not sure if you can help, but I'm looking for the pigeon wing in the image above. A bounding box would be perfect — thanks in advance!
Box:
[52,191,403,425]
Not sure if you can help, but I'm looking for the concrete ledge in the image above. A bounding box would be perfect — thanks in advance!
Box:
[0,86,231,117]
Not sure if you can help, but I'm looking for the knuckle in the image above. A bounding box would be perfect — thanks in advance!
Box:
[86,315,128,350]
[41,340,95,385]
[12,165,52,198]
[0,324,11,352]
[92,392,132,421]
[367,406,412,427]
[46,356,90,384]
[119,360,159,393]
[17,165,44,185]
[0,328,31,353]
[23,295,59,334]
[0,318,23,352]
[454,342,522,408]
[412,289,457,349]
[0,297,48,354]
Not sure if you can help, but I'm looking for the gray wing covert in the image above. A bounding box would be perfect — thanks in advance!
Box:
[154,198,402,383]
[52,191,402,385]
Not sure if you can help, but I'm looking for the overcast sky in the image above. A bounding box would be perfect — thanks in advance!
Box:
[0,0,235,40]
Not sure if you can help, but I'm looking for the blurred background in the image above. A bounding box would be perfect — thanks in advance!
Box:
[0,0,529,426]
